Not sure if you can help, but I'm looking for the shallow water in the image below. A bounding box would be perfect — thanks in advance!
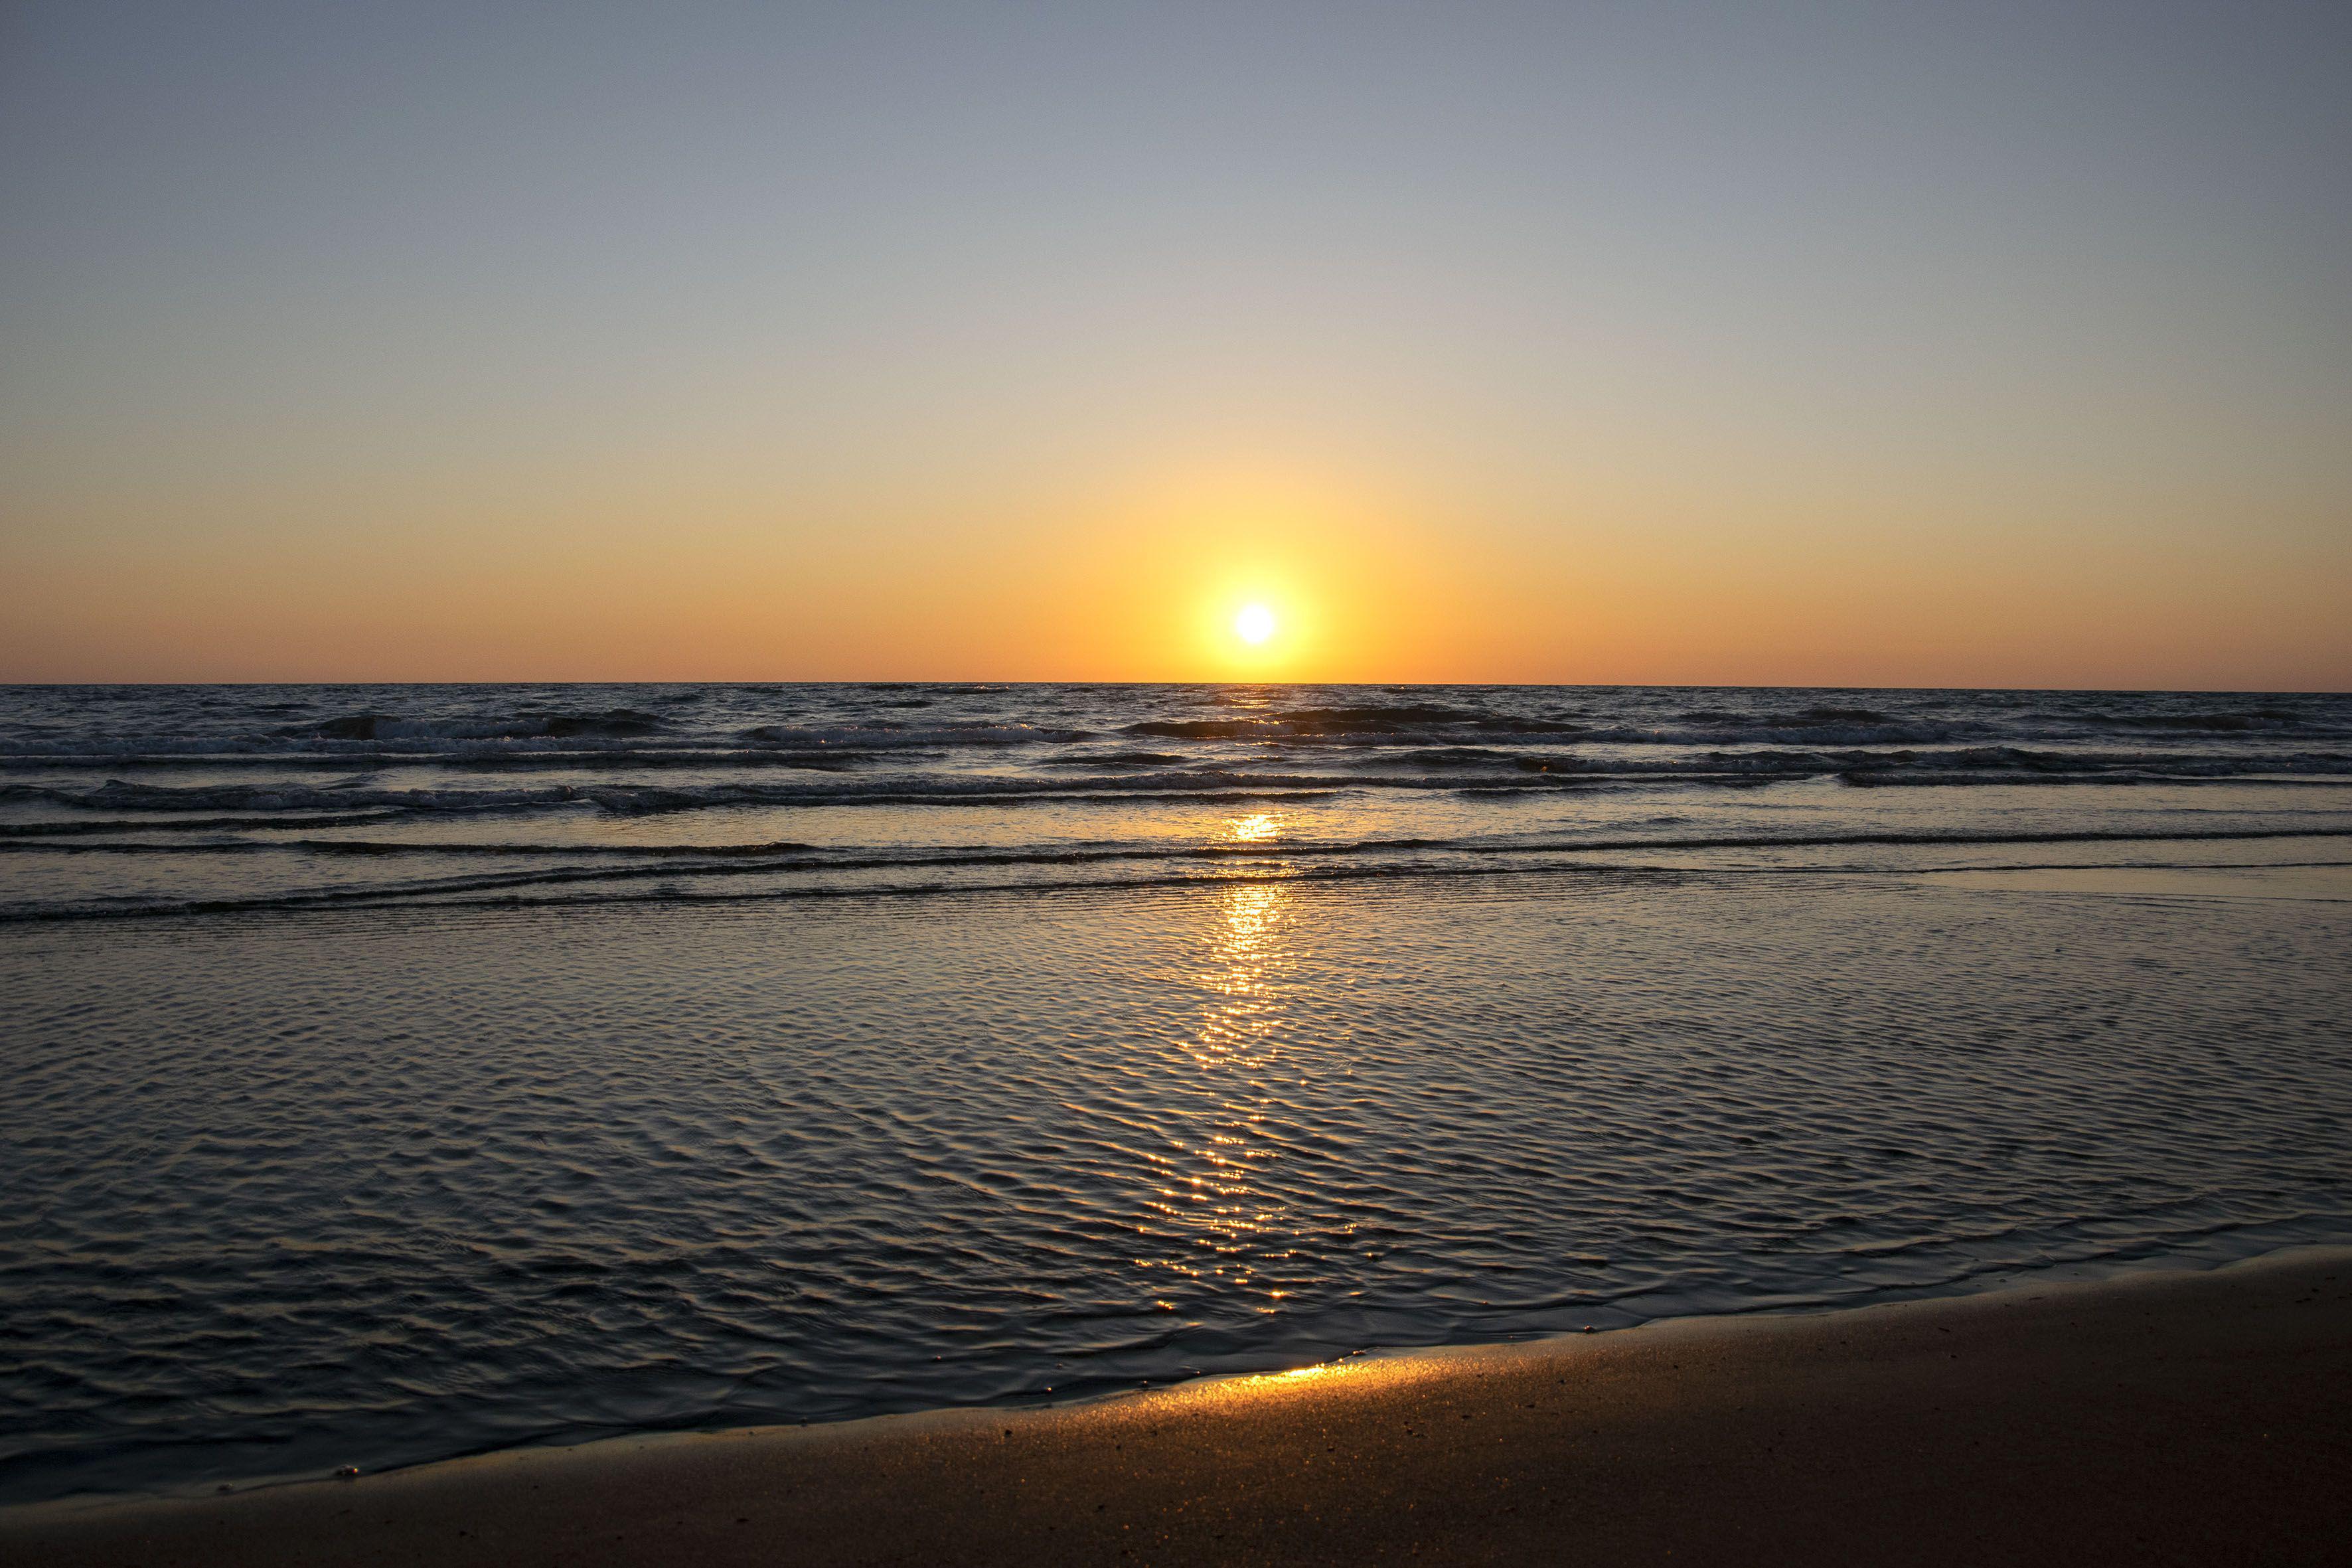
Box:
[3,684,2349,1503]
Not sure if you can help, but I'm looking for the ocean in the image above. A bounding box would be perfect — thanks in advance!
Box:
[4,682,2350,1502]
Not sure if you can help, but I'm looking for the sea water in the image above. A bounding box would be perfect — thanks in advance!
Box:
[3,684,2349,1500]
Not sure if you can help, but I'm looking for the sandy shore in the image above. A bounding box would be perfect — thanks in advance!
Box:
[7,1247,2349,1567]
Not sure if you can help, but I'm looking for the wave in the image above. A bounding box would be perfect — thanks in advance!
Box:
[1678,705,1891,726]
[7,728,2329,775]
[0,811,406,838]
[1125,705,1587,740]
[5,824,2345,921]
[287,708,670,741]
[7,828,2347,924]
[0,748,875,773]
[9,686,2349,777]
[1037,750,1186,769]
[9,822,2345,862]
[2009,703,2334,734]
[738,722,1090,749]
[0,730,1085,765]
[1571,723,1973,747]
[2088,710,2309,732]
[0,773,1368,818]
[1,781,583,815]
[7,745,2349,820]
[7,686,2347,937]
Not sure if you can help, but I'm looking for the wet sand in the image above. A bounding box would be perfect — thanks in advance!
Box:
[7,1247,2349,1567]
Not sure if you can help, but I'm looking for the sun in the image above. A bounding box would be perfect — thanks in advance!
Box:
[1234,603,1277,645]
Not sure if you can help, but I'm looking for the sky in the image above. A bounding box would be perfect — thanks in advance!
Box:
[3,1,2348,688]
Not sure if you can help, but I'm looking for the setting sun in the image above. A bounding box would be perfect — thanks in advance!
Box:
[1234,604,1277,645]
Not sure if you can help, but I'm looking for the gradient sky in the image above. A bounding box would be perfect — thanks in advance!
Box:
[3,1,2348,687]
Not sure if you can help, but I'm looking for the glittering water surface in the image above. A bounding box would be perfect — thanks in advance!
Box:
[3,684,2351,1502]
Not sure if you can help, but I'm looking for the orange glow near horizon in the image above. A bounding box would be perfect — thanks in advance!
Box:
[5,8,2348,692]
[1,443,2345,690]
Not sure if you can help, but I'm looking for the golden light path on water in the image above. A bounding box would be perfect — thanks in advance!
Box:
[1132,812,1314,1315]
[1225,812,1281,844]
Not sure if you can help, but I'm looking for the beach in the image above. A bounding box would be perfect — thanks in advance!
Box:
[8,1246,2347,1566]
[5,685,2351,1514]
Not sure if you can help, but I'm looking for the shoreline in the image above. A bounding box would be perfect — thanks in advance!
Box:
[11,1227,2343,1509]
[9,1245,2348,1566]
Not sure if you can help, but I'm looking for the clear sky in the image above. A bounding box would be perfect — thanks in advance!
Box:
[3,1,2347,687]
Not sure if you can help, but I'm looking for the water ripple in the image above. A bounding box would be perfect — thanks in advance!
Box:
[1,868,2348,1501]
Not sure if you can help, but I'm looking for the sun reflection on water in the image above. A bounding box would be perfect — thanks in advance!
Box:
[1131,877,1304,1307]
[1200,881,1286,1047]
[1225,812,1281,844]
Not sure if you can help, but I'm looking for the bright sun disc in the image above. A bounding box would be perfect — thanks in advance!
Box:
[1234,604,1277,645]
